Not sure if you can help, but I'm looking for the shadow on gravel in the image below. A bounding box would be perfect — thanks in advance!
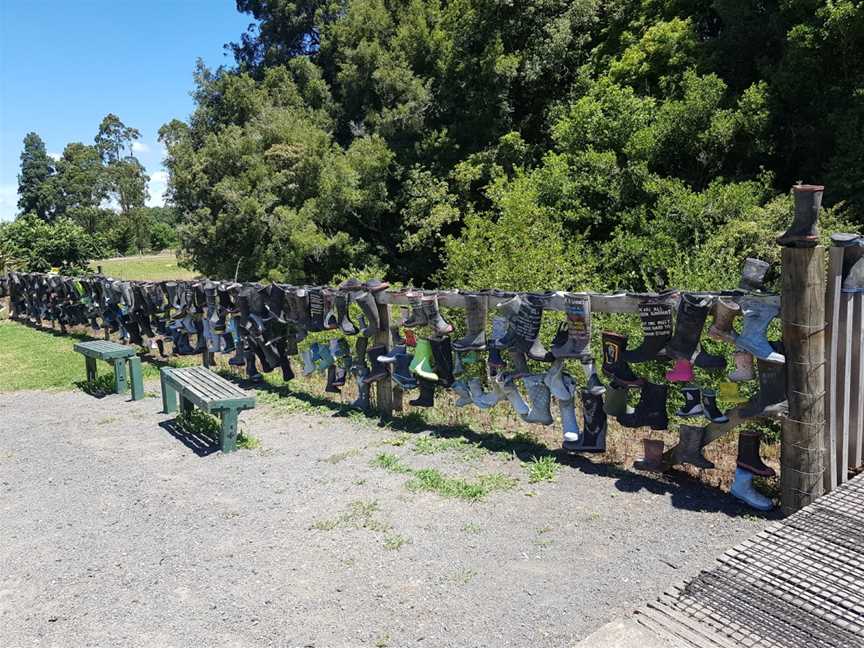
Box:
[159,419,220,457]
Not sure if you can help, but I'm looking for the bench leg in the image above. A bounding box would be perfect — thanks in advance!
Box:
[180,396,194,416]
[128,357,144,401]
[85,356,97,382]
[161,371,177,413]
[219,410,238,453]
[113,359,128,394]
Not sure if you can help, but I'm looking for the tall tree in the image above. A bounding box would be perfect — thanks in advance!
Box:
[54,142,107,214]
[17,132,56,220]
[95,113,141,164]
[94,114,149,215]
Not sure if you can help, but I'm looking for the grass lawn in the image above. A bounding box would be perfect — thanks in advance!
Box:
[91,251,198,281]
[0,320,160,391]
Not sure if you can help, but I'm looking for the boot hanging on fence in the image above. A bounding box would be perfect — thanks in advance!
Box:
[842,254,864,293]
[335,293,358,335]
[409,338,438,382]
[301,348,316,376]
[735,296,785,364]
[451,380,473,407]
[602,332,644,386]
[468,378,495,409]
[730,468,773,511]
[676,386,703,417]
[776,184,823,248]
[736,430,776,477]
[452,294,487,352]
[354,291,381,338]
[307,288,326,332]
[500,295,548,361]
[550,293,592,360]
[718,381,748,404]
[728,350,755,382]
[323,291,338,330]
[665,358,694,383]
[633,439,665,472]
[741,352,788,419]
[429,336,455,387]
[352,374,372,410]
[489,315,508,349]
[701,389,729,423]
[675,425,715,469]
[559,394,581,449]
[422,294,453,336]
[693,346,726,371]
[497,373,529,415]
[623,296,674,363]
[543,358,573,401]
[521,374,554,425]
[364,345,389,384]
[392,353,417,391]
[739,258,770,292]
[603,382,633,418]
[618,381,669,430]
[576,389,607,453]
[666,293,711,361]
[708,297,740,343]
[582,360,606,395]
[325,364,341,393]
[409,378,436,407]
[403,292,428,328]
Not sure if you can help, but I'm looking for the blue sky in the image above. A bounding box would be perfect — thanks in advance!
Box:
[0,0,252,221]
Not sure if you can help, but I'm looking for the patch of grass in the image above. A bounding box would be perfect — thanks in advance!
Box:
[177,408,221,438]
[406,468,517,501]
[461,522,482,534]
[524,455,560,483]
[383,534,408,551]
[324,448,360,464]
[450,568,477,585]
[371,452,412,474]
[0,320,161,392]
[92,251,197,281]
[311,499,393,535]
[76,373,116,397]
[411,435,487,461]
[236,431,260,450]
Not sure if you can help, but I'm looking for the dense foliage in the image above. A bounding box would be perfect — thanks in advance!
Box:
[159,0,862,288]
[0,214,106,273]
[13,117,179,260]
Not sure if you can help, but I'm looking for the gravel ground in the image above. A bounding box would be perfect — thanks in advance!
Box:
[0,385,770,648]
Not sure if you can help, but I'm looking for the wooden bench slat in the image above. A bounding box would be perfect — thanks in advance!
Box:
[162,367,255,410]
[74,340,135,360]
[182,366,248,399]
[177,370,240,402]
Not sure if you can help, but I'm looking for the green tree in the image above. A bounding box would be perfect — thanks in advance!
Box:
[17,132,57,220]
[0,214,105,273]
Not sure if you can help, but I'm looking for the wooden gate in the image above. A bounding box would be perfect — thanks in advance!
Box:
[824,241,864,491]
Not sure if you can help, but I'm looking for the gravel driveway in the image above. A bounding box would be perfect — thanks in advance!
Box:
[0,385,769,648]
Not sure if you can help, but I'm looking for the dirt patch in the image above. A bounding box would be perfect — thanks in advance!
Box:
[0,386,772,647]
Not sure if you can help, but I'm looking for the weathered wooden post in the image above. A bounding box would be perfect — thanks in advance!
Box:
[780,244,826,514]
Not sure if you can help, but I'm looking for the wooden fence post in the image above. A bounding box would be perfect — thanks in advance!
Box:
[781,246,826,514]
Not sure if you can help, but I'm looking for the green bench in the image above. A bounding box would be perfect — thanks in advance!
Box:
[160,366,256,453]
[74,340,144,400]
